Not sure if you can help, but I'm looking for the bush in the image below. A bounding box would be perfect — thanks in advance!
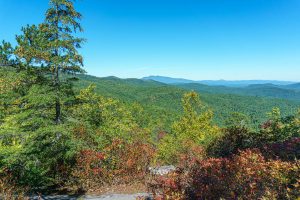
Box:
[0,169,28,200]
[258,108,300,144]
[73,139,155,191]
[207,110,300,159]
[151,149,300,199]
[231,149,299,199]
[207,127,256,157]
[262,137,300,161]
[18,126,78,188]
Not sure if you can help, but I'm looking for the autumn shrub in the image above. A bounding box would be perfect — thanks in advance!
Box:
[151,149,300,200]
[206,126,256,158]
[0,170,28,200]
[107,139,155,182]
[149,146,206,199]
[72,149,106,189]
[73,139,155,190]
[148,171,185,200]
[262,137,300,161]
[231,149,299,199]
[150,157,233,200]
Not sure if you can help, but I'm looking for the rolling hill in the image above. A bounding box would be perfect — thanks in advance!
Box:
[281,83,300,91]
[175,83,300,101]
[74,74,300,129]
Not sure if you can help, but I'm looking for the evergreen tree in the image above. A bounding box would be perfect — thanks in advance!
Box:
[44,0,85,123]
[15,0,85,124]
[157,92,219,164]
[225,112,251,129]
[0,40,15,67]
[0,0,85,187]
[15,25,51,69]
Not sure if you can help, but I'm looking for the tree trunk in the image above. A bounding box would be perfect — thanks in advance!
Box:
[54,2,61,124]
[54,65,61,124]
[55,98,61,124]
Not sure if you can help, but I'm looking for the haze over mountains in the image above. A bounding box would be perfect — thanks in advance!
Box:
[142,75,300,101]
[142,75,297,87]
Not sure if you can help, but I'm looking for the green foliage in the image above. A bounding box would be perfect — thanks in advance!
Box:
[12,125,78,187]
[14,0,85,123]
[207,108,300,158]
[177,82,300,101]
[0,41,15,67]
[0,67,44,169]
[0,80,78,187]
[15,24,51,68]
[0,0,85,188]
[225,112,251,129]
[258,107,300,144]
[207,127,256,158]
[156,92,219,164]
[73,74,300,130]
[71,84,142,149]
[44,0,85,74]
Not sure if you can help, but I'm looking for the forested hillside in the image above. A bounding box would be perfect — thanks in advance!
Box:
[74,74,300,129]
[143,76,300,101]
[175,82,300,101]
[282,83,300,91]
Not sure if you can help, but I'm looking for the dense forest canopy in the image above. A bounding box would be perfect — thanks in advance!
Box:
[73,74,300,130]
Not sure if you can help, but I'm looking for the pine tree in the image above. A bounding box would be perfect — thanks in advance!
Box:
[15,0,85,124]
[15,25,51,69]
[0,40,15,67]
[0,0,85,187]
[44,0,85,123]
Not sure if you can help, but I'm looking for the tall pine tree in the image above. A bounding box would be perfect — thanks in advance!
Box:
[44,0,85,123]
[15,0,85,124]
[1,0,86,187]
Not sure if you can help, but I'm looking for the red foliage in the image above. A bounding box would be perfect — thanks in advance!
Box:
[0,169,28,199]
[76,149,105,177]
[260,120,273,129]
[150,149,300,199]
[73,139,155,190]
[262,137,300,161]
[157,131,167,141]
[103,139,155,183]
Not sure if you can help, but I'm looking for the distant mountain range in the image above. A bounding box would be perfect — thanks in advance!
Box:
[281,83,300,91]
[141,76,300,101]
[142,76,297,87]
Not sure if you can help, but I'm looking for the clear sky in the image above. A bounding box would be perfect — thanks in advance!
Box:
[1,0,300,81]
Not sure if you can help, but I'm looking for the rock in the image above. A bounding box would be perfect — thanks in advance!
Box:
[148,165,176,176]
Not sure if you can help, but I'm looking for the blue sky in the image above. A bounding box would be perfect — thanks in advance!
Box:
[1,0,300,81]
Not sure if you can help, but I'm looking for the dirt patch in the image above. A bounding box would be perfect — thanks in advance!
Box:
[83,182,147,195]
